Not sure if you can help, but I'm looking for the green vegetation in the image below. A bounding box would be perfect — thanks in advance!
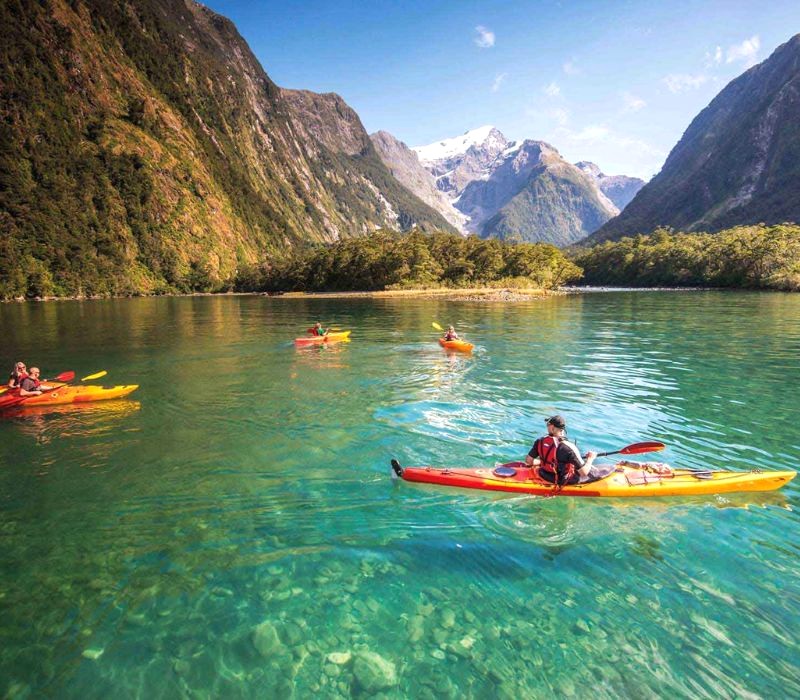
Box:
[0,0,452,300]
[573,224,800,290]
[236,230,583,292]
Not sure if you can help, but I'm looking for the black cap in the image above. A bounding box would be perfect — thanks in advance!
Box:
[544,415,566,429]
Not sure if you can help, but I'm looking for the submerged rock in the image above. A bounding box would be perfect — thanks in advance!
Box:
[352,651,398,692]
[326,651,352,665]
[252,620,283,657]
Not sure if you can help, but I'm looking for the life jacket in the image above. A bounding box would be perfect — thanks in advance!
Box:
[534,435,576,487]
[9,369,28,388]
[20,376,40,391]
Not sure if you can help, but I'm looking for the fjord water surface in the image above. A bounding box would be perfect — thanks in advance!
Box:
[1,292,799,698]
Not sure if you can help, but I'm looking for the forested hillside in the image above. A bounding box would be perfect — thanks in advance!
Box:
[0,0,451,300]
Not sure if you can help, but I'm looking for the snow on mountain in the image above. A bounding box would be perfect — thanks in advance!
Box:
[410,127,621,245]
[413,125,501,164]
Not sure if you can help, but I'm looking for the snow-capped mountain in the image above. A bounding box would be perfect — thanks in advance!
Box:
[370,131,467,232]
[411,127,621,245]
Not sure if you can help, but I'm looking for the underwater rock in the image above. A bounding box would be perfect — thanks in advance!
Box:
[440,609,456,629]
[252,620,284,657]
[326,651,352,665]
[352,651,398,693]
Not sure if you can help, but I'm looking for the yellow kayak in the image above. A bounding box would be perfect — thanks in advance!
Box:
[0,384,139,409]
[391,460,796,497]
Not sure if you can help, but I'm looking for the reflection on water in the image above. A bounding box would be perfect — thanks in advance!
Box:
[0,292,799,697]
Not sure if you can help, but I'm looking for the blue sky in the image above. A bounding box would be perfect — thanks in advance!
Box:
[203,0,799,180]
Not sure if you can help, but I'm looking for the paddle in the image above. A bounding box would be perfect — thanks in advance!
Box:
[81,370,107,381]
[432,322,443,332]
[593,441,665,458]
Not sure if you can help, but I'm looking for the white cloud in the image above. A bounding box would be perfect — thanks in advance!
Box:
[726,35,760,67]
[552,124,667,179]
[474,25,495,48]
[621,91,646,112]
[663,73,708,93]
[550,107,570,126]
[491,73,507,93]
[705,45,723,67]
[544,81,561,98]
[563,59,579,75]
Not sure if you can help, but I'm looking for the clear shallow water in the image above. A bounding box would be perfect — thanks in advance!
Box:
[1,291,799,698]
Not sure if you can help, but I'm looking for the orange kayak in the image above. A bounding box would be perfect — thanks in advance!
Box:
[439,338,474,352]
[391,460,796,498]
[294,331,351,346]
[0,384,139,409]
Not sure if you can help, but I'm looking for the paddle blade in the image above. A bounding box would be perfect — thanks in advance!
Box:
[55,371,75,382]
[432,322,443,331]
[81,370,107,381]
[618,441,666,455]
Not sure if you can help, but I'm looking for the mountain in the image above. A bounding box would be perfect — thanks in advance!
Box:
[575,162,645,211]
[0,0,452,298]
[591,34,800,243]
[413,127,619,245]
[369,131,467,232]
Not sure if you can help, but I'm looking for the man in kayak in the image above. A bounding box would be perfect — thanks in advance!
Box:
[311,322,329,337]
[8,361,27,388]
[525,415,598,486]
[443,326,459,341]
[18,367,53,397]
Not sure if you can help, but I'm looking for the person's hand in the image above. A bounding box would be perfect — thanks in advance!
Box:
[586,451,598,460]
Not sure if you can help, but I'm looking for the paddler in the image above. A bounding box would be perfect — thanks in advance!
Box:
[18,367,53,397]
[525,415,598,486]
[443,325,459,341]
[8,361,28,388]
[311,322,329,337]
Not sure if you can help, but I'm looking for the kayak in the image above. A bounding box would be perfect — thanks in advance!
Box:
[439,338,474,352]
[390,460,796,497]
[0,384,139,410]
[294,331,351,346]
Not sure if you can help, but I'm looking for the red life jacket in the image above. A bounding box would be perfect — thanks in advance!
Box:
[534,435,576,486]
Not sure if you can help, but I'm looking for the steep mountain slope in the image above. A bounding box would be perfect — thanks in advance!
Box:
[575,162,645,211]
[0,0,451,298]
[414,128,618,245]
[369,131,467,232]
[591,34,800,243]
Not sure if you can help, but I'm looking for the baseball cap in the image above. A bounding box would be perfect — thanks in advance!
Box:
[544,415,566,429]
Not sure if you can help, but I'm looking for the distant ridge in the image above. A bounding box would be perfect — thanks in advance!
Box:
[591,34,800,243]
[409,127,623,245]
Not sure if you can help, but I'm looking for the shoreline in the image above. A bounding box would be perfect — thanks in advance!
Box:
[1,285,750,304]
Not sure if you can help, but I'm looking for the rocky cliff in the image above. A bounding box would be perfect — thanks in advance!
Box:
[575,162,645,211]
[369,131,467,232]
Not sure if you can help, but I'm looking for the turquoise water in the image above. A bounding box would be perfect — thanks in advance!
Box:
[1,292,799,698]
